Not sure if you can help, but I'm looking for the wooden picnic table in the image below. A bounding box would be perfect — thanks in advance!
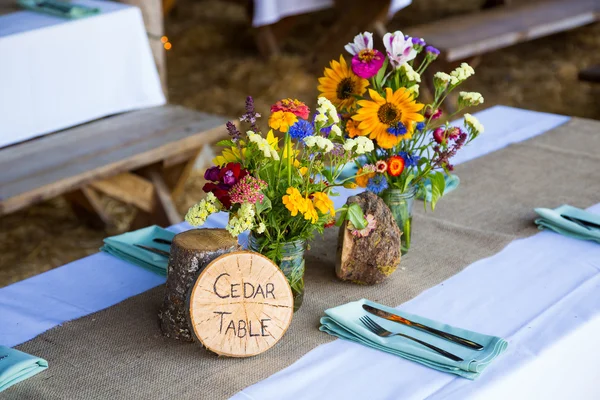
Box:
[0,105,228,229]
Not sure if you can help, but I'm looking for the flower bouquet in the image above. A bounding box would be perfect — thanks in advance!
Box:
[185,97,374,311]
[318,31,485,254]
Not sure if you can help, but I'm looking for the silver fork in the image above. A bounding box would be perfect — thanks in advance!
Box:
[359,316,464,362]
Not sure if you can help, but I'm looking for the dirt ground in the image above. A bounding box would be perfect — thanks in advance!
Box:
[1,0,599,286]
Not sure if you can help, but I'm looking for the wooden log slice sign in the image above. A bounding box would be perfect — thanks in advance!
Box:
[188,251,294,357]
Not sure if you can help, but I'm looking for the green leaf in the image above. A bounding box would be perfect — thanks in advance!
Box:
[335,206,348,227]
[347,203,368,229]
[321,168,334,184]
[375,57,389,87]
[256,195,272,215]
[216,139,235,147]
[429,172,446,211]
[402,173,415,192]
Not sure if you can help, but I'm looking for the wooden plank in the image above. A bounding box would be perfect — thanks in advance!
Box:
[406,0,599,62]
[0,108,228,215]
[89,173,155,213]
[147,168,181,225]
[0,105,212,183]
[64,187,114,229]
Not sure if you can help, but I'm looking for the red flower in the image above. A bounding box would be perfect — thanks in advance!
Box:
[202,162,249,209]
[271,99,310,119]
[387,156,405,177]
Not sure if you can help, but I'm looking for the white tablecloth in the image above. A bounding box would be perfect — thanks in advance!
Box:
[233,205,600,400]
[0,0,165,148]
[2,106,589,399]
[252,0,413,27]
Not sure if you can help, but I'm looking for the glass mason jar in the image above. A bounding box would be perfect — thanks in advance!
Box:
[381,186,417,255]
[248,234,306,312]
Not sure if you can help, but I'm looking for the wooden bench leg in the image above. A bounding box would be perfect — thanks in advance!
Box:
[64,187,114,230]
[130,165,183,229]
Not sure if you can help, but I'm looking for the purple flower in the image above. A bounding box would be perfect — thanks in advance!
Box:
[204,166,220,182]
[384,31,417,69]
[240,96,261,131]
[330,143,345,157]
[411,37,426,47]
[425,46,440,56]
[226,121,241,141]
[221,170,236,185]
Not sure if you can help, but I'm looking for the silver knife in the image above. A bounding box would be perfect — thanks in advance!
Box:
[135,244,170,258]
[362,304,484,350]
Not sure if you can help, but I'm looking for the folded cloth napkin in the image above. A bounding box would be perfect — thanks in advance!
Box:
[416,174,460,202]
[320,299,508,380]
[535,205,600,243]
[0,346,48,393]
[17,0,100,19]
[101,225,175,276]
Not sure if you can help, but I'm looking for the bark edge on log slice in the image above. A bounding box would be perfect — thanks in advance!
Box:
[188,251,294,357]
[159,228,240,341]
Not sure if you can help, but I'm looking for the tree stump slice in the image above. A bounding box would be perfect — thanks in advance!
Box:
[159,228,240,341]
[336,191,402,285]
[189,251,294,357]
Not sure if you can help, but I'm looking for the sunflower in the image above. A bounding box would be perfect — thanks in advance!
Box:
[318,56,369,111]
[353,88,425,149]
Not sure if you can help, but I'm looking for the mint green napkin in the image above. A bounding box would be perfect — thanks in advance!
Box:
[101,225,175,276]
[0,346,48,393]
[320,299,508,380]
[535,205,600,243]
[417,174,460,202]
[17,0,100,19]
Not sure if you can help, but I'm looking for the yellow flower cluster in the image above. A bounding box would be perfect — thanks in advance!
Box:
[185,193,221,226]
[226,203,256,237]
[282,188,335,224]
[268,111,297,132]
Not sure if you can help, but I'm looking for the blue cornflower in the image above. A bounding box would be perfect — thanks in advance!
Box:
[367,175,389,195]
[288,119,314,141]
[416,122,426,131]
[387,123,407,137]
[398,151,421,167]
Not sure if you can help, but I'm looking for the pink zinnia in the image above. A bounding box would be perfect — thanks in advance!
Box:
[375,160,388,173]
[433,127,447,144]
[351,49,385,79]
[229,175,268,204]
[270,99,310,120]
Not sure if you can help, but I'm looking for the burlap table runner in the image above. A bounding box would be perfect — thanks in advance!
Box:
[7,118,600,399]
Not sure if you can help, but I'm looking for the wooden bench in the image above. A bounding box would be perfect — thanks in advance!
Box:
[0,105,228,229]
[405,0,599,63]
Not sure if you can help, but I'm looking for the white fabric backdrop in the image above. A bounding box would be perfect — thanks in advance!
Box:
[252,0,413,27]
[0,0,165,148]
[0,105,570,348]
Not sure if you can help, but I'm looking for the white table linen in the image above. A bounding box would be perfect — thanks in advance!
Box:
[252,0,413,27]
[233,204,600,400]
[0,0,165,148]
[0,105,569,348]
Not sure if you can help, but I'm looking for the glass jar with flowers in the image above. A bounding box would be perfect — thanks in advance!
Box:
[184,96,374,311]
[318,31,485,254]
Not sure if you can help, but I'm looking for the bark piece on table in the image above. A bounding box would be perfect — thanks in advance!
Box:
[158,228,240,341]
[336,191,402,285]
